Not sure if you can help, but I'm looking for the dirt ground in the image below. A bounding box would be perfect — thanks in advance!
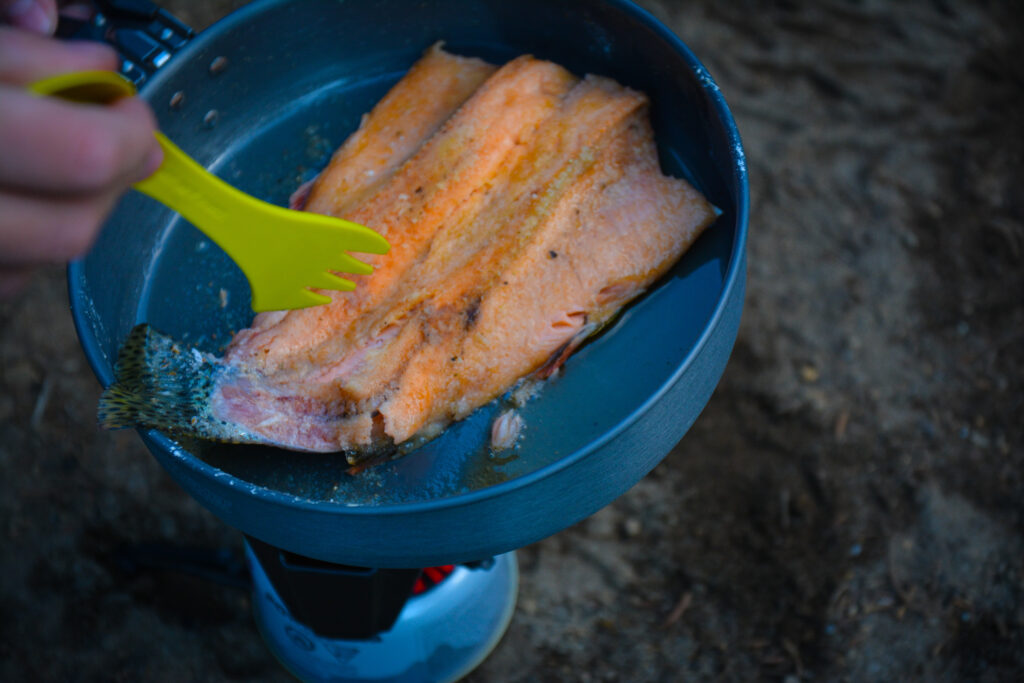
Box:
[2,1,1022,681]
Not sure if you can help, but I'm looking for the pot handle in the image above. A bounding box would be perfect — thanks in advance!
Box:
[56,0,193,87]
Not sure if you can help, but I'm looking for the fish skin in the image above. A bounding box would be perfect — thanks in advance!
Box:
[98,325,273,447]
[98,46,719,465]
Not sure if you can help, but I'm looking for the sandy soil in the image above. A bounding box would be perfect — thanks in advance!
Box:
[1,1,1022,680]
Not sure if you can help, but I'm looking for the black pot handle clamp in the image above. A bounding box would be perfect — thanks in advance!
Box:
[55,0,192,86]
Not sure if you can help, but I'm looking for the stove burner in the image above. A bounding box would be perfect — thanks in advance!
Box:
[246,541,518,682]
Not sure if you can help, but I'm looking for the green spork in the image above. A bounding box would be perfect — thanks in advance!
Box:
[30,70,390,312]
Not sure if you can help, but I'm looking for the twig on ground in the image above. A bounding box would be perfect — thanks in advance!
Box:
[662,591,693,628]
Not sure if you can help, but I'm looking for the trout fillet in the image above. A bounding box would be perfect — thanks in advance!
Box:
[99,44,719,466]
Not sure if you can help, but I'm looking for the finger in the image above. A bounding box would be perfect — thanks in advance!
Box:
[57,3,94,22]
[0,265,34,299]
[0,0,57,35]
[0,187,124,265]
[0,86,161,194]
[0,25,117,83]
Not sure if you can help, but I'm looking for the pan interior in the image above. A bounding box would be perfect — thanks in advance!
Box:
[79,0,738,509]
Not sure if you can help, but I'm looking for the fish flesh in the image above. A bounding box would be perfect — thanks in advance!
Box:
[99,44,719,467]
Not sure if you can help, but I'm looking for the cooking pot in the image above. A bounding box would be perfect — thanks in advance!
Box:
[69,0,748,568]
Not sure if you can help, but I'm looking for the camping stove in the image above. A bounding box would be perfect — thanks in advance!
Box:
[246,539,518,682]
[66,1,748,680]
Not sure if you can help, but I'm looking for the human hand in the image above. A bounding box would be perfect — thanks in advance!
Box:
[1,0,57,34]
[0,8,162,298]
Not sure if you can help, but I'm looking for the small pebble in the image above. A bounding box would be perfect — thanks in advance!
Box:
[623,518,642,537]
[800,364,820,383]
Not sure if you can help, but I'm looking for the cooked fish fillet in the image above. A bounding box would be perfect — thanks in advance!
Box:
[98,44,718,466]
[303,43,497,218]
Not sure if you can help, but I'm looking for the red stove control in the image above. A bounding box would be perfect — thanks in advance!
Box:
[412,565,455,595]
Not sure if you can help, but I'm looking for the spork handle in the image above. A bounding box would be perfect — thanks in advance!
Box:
[28,71,241,257]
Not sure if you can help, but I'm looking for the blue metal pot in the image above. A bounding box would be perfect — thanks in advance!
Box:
[69,0,748,568]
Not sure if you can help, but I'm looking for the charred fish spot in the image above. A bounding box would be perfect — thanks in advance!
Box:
[463,298,481,330]
[415,186,423,194]
[549,250,558,258]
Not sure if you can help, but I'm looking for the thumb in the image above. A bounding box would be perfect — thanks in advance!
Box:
[0,0,58,35]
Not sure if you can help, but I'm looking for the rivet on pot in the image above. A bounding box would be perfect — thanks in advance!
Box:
[203,110,219,128]
[209,56,229,76]
[169,91,185,109]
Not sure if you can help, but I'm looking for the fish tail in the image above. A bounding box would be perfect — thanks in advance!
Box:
[98,324,237,441]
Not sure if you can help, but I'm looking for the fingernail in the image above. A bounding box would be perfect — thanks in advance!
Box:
[6,0,54,35]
